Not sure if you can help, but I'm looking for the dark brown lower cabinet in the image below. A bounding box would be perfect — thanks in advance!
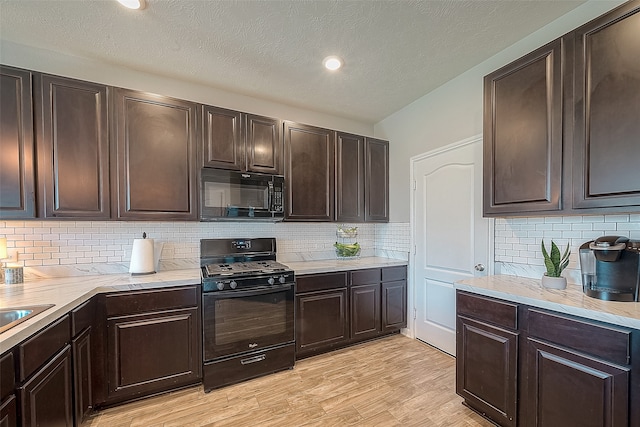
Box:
[456,315,518,427]
[296,289,349,356]
[296,266,407,359]
[106,307,201,403]
[0,394,17,427]
[72,327,93,424]
[382,280,407,332]
[525,338,629,427]
[350,284,381,341]
[19,346,73,427]
[456,290,639,427]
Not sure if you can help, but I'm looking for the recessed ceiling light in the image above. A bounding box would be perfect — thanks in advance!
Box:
[117,0,146,10]
[323,56,343,71]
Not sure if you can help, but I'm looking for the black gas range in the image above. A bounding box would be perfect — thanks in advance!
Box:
[200,238,295,392]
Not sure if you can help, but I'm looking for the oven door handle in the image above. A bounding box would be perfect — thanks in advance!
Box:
[210,283,292,298]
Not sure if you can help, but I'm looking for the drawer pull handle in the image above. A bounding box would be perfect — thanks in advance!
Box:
[241,354,266,365]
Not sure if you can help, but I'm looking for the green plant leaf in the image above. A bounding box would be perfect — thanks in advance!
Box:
[550,241,561,268]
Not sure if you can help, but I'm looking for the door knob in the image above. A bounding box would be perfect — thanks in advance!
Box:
[474,264,485,272]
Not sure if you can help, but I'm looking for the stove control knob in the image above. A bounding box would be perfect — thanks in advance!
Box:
[279,275,286,284]
[230,280,237,289]
[216,282,225,291]
[268,277,275,285]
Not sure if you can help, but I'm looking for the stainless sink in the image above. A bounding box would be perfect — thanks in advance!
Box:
[0,304,55,334]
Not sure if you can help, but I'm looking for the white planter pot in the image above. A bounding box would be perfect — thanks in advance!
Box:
[541,274,567,290]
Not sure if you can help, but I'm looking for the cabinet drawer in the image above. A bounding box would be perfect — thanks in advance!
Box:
[105,285,199,317]
[351,268,381,286]
[527,309,631,366]
[18,314,70,381]
[296,272,347,294]
[0,352,14,401]
[456,291,518,330]
[71,297,95,337]
[382,266,407,282]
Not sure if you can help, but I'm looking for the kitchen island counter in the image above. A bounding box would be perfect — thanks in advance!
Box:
[456,275,640,330]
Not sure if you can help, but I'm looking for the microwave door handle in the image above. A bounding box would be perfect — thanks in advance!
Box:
[268,182,275,212]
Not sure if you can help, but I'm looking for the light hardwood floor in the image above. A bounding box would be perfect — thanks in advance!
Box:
[84,335,493,426]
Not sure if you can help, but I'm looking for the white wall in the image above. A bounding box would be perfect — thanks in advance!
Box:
[0,40,373,137]
[374,0,626,223]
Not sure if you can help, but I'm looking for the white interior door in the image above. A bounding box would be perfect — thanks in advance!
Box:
[412,136,491,356]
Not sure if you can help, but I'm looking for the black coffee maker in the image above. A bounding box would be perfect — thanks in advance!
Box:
[579,236,640,302]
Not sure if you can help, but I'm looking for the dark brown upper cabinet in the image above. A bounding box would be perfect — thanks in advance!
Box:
[0,66,35,219]
[483,38,564,216]
[336,132,365,222]
[202,105,242,171]
[572,1,640,210]
[202,106,282,174]
[364,138,390,222]
[112,88,198,220]
[35,74,110,219]
[284,121,336,221]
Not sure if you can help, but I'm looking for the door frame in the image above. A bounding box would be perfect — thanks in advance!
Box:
[407,134,494,339]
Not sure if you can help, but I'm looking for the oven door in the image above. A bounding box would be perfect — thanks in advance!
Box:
[202,283,294,361]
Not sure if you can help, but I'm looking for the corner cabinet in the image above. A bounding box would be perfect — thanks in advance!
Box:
[572,1,640,210]
[112,89,199,220]
[364,138,390,222]
[483,38,564,216]
[284,121,336,221]
[35,74,110,219]
[0,65,36,219]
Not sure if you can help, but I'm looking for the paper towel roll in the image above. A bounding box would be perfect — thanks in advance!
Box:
[129,237,155,275]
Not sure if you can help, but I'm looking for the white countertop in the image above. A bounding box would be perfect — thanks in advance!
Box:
[1,256,407,351]
[455,275,640,330]
[282,257,407,275]
[0,269,201,351]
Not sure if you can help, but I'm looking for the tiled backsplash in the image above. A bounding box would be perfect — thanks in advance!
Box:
[0,221,411,277]
[494,214,640,283]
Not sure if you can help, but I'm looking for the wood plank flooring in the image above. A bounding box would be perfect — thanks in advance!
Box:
[83,335,494,426]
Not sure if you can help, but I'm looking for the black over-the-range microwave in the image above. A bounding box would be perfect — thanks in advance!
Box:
[200,168,285,221]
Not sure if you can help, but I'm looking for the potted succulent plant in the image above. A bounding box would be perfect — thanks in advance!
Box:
[541,240,571,289]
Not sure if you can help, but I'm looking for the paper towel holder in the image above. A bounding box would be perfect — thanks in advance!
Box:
[129,232,156,276]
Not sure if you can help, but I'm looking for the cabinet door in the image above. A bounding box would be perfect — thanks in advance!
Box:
[106,308,200,403]
[0,66,35,219]
[284,122,335,221]
[202,105,243,170]
[19,346,73,427]
[296,288,349,357]
[336,132,365,222]
[112,89,198,220]
[456,316,518,427]
[72,327,93,424]
[0,395,16,427]
[246,114,282,174]
[364,138,389,222]
[36,74,110,219]
[350,284,381,341]
[483,38,563,215]
[382,280,407,332]
[572,2,640,209]
[524,338,629,427]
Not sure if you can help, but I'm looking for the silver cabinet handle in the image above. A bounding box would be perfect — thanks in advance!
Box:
[474,264,485,272]
[241,354,266,365]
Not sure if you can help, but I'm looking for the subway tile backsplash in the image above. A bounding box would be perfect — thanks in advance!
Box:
[0,221,411,278]
[494,214,640,283]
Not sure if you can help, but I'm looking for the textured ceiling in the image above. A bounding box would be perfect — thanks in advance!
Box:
[0,0,587,123]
